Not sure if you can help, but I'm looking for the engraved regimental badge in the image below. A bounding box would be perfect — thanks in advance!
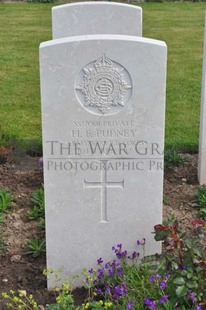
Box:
[75,54,132,115]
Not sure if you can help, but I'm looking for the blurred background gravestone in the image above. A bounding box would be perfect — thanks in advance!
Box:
[198,14,206,185]
[52,2,142,39]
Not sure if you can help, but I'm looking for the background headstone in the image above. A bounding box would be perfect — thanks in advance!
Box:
[198,14,206,185]
[52,2,142,39]
[40,34,167,288]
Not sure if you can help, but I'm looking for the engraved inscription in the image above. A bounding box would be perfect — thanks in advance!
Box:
[84,161,124,222]
[75,54,132,115]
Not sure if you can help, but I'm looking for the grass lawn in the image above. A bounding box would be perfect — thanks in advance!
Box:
[0,3,53,144]
[0,2,206,150]
[141,2,206,150]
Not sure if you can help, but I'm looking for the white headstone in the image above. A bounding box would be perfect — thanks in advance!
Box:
[198,15,206,185]
[40,34,167,288]
[52,2,142,39]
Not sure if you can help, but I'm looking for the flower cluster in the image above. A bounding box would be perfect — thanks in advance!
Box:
[144,295,169,310]
[83,241,146,308]
[142,274,169,309]
[112,243,128,260]
[149,273,168,290]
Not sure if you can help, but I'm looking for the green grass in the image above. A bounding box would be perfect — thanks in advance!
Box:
[140,2,206,151]
[0,3,206,150]
[0,3,53,143]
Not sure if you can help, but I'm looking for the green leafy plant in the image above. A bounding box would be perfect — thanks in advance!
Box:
[0,214,4,223]
[0,189,13,212]
[195,186,206,208]
[31,185,44,209]
[2,290,38,309]
[45,283,76,310]
[154,218,206,307]
[38,217,45,230]
[26,238,46,258]
[163,195,169,205]
[28,185,45,220]
[0,189,12,252]
[199,209,206,221]
[195,187,206,221]
[164,150,185,168]
[28,206,43,220]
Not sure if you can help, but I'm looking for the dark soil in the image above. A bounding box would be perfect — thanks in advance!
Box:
[0,152,203,309]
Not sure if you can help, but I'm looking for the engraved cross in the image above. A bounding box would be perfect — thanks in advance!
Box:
[84,165,124,222]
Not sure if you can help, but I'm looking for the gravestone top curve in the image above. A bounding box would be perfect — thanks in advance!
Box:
[52,2,142,39]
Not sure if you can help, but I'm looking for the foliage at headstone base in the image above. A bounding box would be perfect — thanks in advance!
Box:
[164,149,185,168]
[28,185,45,230]
[195,186,206,221]
[0,188,13,251]
[2,218,206,309]
[25,238,46,257]
[0,188,13,213]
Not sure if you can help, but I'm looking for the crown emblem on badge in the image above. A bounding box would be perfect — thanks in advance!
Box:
[75,54,132,115]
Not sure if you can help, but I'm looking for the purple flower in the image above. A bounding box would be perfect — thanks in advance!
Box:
[97,268,104,279]
[144,298,151,305]
[88,268,93,274]
[128,251,138,259]
[97,257,103,264]
[96,288,102,294]
[113,283,127,299]
[150,274,161,283]
[108,269,115,277]
[118,268,124,278]
[160,280,167,290]
[105,285,111,294]
[126,299,134,309]
[38,158,43,168]
[137,238,146,246]
[159,295,168,304]
[196,306,202,310]
[111,260,119,267]
[112,244,128,260]
[115,261,121,268]
[188,290,197,303]
[132,251,138,259]
[144,298,157,308]
[149,275,156,282]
